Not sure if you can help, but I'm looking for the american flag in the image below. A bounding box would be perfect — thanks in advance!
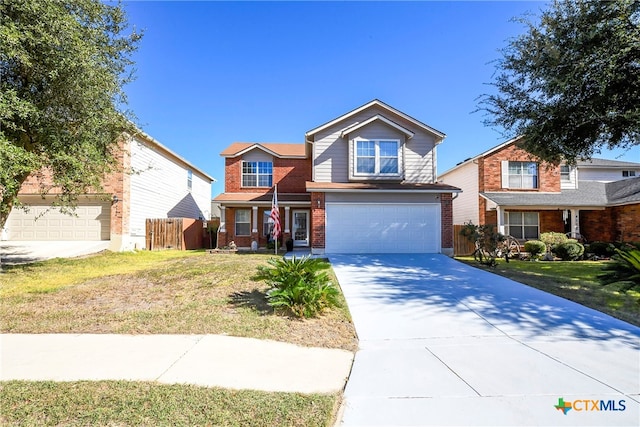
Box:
[270,185,281,242]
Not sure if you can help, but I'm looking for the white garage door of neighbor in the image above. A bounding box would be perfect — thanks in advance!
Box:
[325,203,441,253]
[6,197,111,241]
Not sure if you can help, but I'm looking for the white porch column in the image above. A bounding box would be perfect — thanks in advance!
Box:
[496,206,505,235]
[252,206,258,233]
[219,206,226,232]
[284,206,291,233]
[570,209,581,238]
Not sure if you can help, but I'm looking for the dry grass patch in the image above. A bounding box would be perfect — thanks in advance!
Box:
[0,251,357,351]
[0,380,339,426]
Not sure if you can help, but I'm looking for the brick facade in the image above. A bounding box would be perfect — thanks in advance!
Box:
[613,204,640,242]
[311,192,325,250]
[224,156,311,193]
[479,144,560,193]
[440,193,453,253]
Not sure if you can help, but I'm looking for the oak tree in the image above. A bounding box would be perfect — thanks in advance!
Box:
[479,0,640,164]
[0,0,141,228]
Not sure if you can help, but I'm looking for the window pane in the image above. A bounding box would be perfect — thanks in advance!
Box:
[258,162,272,174]
[357,141,375,156]
[380,157,398,173]
[379,141,397,157]
[236,210,250,222]
[508,212,523,225]
[357,158,375,174]
[523,212,538,225]
[509,162,522,174]
[522,176,535,188]
[242,175,256,187]
[242,162,256,174]
[258,175,272,187]
[508,226,523,239]
[235,223,250,236]
[525,162,537,176]
[524,226,538,239]
[509,175,522,188]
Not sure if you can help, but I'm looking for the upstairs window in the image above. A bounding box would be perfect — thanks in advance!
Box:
[354,139,400,176]
[242,161,273,187]
[187,169,193,191]
[560,165,571,182]
[502,161,538,189]
[622,170,637,177]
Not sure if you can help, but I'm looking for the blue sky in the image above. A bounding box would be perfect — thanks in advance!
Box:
[122,1,639,197]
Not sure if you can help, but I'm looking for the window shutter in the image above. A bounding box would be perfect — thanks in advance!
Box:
[501,161,509,188]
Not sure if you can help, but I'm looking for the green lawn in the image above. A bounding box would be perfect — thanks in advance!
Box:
[457,257,640,326]
[0,381,338,427]
[0,250,356,426]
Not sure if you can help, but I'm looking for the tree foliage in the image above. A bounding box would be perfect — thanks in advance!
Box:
[0,0,141,228]
[479,0,640,164]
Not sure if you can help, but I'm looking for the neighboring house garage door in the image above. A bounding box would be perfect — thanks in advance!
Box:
[325,203,441,253]
[5,196,110,241]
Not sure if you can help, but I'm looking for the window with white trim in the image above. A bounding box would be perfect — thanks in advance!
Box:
[242,161,273,187]
[235,209,250,236]
[187,169,193,191]
[263,211,274,237]
[560,165,571,182]
[622,170,637,177]
[354,139,400,176]
[502,161,538,189]
[505,211,539,240]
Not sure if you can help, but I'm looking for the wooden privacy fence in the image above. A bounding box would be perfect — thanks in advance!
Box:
[146,218,204,250]
[453,224,475,256]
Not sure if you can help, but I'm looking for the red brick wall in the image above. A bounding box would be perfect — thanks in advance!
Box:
[613,204,640,242]
[539,210,565,234]
[224,156,311,193]
[311,192,325,249]
[581,210,615,242]
[480,144,560,192]
[440,193,453,249]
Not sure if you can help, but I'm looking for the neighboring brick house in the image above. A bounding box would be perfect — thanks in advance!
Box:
[3,131,215,251]
[214,100,461,254]
[439,137,640,243]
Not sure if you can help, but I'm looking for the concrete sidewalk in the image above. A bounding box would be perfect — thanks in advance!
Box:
[331,254,640,426]
[0,334,354,394]
[0,241,110,265]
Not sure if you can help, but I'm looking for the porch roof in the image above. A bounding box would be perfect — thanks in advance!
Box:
[481,178,640,208]
[213,192,311,205]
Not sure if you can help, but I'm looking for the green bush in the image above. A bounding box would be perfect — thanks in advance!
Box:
[553,241,585,261]
[587,241,616,257]
[255,256,340,318]
[599,248,640,293]
[524,240,546,258]
[540,232,568,250]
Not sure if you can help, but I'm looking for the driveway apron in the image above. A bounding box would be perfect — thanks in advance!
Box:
[330,254,640,426]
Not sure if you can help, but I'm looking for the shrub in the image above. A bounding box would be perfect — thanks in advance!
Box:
[255,256,340,318]
[553,241,585,261]
[587,242,616,258]
[599,248,640,293]
[540,232,568,251]
[524,240,546,258]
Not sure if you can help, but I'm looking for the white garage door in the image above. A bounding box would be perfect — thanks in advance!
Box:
[325,203,441,253]
[6,196,110,241]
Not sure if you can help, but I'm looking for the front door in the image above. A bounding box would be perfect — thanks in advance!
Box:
[292,210,309,247]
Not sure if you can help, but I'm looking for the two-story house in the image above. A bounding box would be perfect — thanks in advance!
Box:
[214,100,461,255]
[3,130,215,251]
[439,137,640,243]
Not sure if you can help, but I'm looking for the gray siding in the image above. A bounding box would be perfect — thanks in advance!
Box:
[312,105,437,184]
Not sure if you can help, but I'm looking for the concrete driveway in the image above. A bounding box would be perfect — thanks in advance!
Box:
[0,241,110,265]
[330,254,640,426]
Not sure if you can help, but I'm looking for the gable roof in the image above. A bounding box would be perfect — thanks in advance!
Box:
[439,136,525,177]
[340,114,415,139]
[220,142,306,158]
[305,99,445,142]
